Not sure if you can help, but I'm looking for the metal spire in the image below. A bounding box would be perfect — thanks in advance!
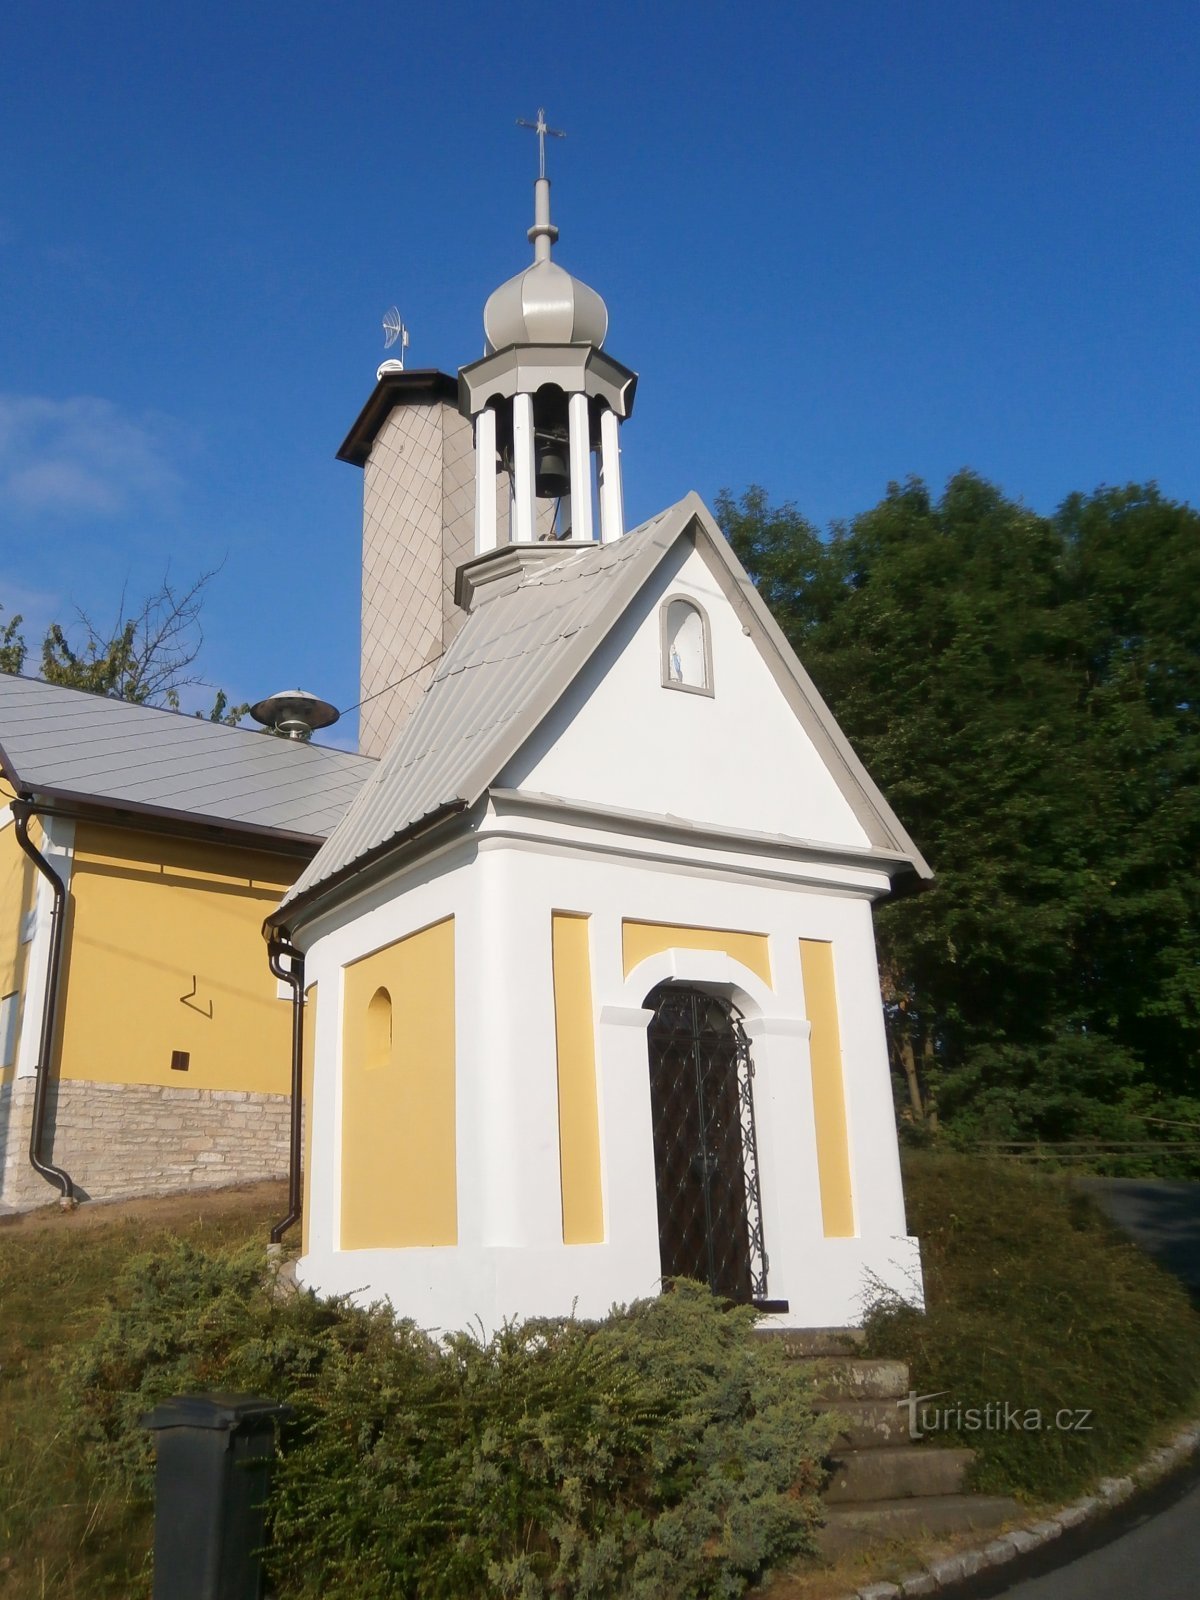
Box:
[516,107,565,179]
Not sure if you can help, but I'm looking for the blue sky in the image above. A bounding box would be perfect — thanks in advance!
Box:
[2,1,1197,745]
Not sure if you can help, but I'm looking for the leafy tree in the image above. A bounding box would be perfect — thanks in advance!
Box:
[0,608,25,675]
[718,473,1200,1148]
[1053,486,1200,1104]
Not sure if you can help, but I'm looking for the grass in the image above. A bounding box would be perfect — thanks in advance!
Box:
[862,1153,1200,1502]
[0,1182,283,1600]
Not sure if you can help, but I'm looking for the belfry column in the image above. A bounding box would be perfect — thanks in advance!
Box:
[598,407,625,543]
[511,394,536,542]
[474,406,498,554]
[567,392,593,542]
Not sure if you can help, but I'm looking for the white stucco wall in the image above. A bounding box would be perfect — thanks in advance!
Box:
[295,814,921,1339]
[501,540,872,850]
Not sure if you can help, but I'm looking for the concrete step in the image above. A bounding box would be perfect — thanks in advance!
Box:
[813,1396,915,1448]
[754,1326,866,1359]
[818,1493,1021,1557]
[803,1357,911,1400]
[825,1445,975,1504]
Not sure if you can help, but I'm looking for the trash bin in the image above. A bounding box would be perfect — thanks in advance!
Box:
[140,1392,292,1600]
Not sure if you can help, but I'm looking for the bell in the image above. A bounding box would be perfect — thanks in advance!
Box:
[535,445,570,500]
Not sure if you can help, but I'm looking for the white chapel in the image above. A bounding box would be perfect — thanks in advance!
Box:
[268,144,931,1337]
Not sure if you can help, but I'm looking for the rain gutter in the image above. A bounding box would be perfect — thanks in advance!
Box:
[5,791,323,860]
[9,797,75,1203]
[265,798,471,938]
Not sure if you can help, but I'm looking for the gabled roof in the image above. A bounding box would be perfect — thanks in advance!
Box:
[277,493,930,920]
[0,674,375,848]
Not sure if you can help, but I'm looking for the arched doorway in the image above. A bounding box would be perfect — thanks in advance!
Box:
[644,982,767,1304]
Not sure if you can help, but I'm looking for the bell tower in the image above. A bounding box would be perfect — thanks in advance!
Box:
[458,111,637,557]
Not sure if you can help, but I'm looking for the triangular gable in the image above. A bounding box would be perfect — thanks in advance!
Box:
[497,535,876,850]
[682,496,931,872]
[276,494,929,922]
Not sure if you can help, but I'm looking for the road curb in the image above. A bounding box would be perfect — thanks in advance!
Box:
[832,1416,1200,1599]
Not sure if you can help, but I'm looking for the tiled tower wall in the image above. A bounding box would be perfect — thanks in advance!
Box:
[360,403,460,760]
[438,401,480,668]
[359,400,555,760]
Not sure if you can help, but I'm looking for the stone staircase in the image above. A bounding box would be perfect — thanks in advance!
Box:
[759,1329,1020,1556]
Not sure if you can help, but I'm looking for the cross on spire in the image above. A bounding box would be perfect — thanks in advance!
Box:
[516,107,565,179]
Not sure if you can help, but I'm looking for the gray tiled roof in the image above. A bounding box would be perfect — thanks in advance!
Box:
[0,674,374,843]
[279,492,931,917]
[280,500,686,907]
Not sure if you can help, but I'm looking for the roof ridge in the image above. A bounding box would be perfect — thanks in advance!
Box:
[0,670,371,764]
[0,670,374,844]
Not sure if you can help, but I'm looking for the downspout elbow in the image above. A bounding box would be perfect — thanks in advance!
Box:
[10,797,76,1205]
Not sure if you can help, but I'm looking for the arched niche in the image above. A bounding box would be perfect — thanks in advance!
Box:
[365,985,392,1073]
[661,596,713,695]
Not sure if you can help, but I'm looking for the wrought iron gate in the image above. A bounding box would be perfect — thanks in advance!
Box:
[645,983,767,1303]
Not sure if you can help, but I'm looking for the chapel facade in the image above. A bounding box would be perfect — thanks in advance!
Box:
[271,160,930,1335]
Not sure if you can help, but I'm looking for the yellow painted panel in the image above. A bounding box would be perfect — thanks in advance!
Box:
[0,814,38,1085]
[301,982,317,1257]
[60,823,302,1093]
[340,918,456,1250]
[551,913,604,1245]
[621,919,773,990]
[800,939,856,1238]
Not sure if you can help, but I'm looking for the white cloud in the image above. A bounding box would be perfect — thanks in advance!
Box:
[0,394,186,520]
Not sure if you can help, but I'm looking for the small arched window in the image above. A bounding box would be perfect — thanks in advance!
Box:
[661,597,713,695]
[365,986,392,1072]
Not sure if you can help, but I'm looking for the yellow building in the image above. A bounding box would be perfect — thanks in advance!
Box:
[0,677,371,1211]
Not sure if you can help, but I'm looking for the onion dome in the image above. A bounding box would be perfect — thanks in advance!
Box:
[483,176,608,352]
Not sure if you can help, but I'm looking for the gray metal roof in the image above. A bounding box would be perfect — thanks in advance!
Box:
[278,493,930,917]
[0,674,375,845]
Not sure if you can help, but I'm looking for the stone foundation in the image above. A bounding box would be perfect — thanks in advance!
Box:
[0,1076,291,1210]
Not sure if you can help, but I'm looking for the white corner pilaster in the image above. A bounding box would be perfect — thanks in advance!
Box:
[595,1004,662,1285]
[473,406,498,554]
[15,815,75,1081]
[598,406,624,543]
[511,393,536,543]
[567,392,594,542]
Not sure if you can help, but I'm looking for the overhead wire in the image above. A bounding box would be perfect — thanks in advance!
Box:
[338,653,445,717]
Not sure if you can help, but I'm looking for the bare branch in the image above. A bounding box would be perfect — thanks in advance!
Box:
[39,562,236,711]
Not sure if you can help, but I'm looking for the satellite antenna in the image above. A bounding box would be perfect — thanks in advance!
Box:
[381,307,409,367]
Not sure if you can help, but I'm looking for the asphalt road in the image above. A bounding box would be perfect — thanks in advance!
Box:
[994,1475,1200,1598]
[941,1459,1200,1600]
[1079,1178,1200,1301]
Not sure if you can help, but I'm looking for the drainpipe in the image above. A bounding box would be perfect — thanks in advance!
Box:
[10,797,76,1203]
[267,932,305,1245]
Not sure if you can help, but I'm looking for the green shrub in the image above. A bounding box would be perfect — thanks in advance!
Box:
[863,1154,1200,1502]
[61,1247,836,1599]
